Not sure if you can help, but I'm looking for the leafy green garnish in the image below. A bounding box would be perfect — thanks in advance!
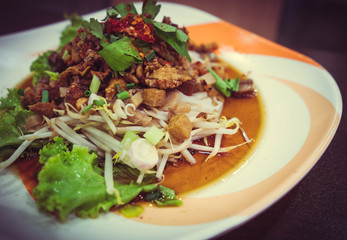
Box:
[208,68,239,97]
[59,13,84,51]
[145,185,183,207]
[30,50,54,85]
[39,137,69,163]
[34,142,115,222]
[106,7,119,18]
[44,70,59,81]
[98,36,143,72]
[112,162,156,185]
[114,2,138,18]
[145,19,191,61]
[33,137,179,221]
[0,89,32,161]
[82,18,104,39]
[142,0,161,20]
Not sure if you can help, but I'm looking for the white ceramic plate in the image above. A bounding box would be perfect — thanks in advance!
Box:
[0,2,342,240]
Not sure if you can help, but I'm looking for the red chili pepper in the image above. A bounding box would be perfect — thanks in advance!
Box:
[105,14,155,43]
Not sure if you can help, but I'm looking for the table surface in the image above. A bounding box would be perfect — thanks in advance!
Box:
[1,1,346,240]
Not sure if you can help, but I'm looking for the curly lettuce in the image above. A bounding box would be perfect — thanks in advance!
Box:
[33,137,181,221]
[0,88,32,161]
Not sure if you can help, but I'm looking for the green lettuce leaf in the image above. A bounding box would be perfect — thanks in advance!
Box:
[33,141,116,222]
[0,89,32,161]
[33,137,180,221]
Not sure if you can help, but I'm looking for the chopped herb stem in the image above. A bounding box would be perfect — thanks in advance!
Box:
[82,104,93,114]
[145,50,156,62]
[41,90,49,103]
[208,68,231,97]
[116,91,130,100]
[115,83,124,93]
[84,89,92,97]
[126,83,136,90]
[90,75,101,94]
[93,100,105,106]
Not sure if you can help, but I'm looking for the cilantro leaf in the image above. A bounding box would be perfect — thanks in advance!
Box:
[142,0,161,20]
[98,36,143,72]
[82,18,104,39]
[114,3,138,18]
[106,7,119,18]
[146,20,191,61]
[59,13,84,51]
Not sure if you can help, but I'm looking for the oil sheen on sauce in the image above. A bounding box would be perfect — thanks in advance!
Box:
[16,72,263,196]
[161,95,263,194]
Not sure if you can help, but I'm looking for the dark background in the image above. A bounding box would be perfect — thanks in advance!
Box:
[1,0,346,239]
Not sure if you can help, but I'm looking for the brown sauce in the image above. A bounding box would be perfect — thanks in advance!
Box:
[161,96,263,194]
[16,71,263,196]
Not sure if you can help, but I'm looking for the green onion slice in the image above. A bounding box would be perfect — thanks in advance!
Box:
[93,99,105,106]
[41,89,49,103]
[82,104,93,114]
[126,83,137,90]
[90,75,101,94]
[116,91,130,100]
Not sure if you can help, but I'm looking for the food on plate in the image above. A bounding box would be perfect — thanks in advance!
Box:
[0,0,259,222]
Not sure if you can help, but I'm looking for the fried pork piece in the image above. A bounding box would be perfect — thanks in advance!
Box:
[126,107,152,127]
[143,88,166,107]
[188,41,218,54]
[167,114,192,143]
[105,78,127,101]
[232,78,257,98]
[144,64,193,89]
[30,102,57,118]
